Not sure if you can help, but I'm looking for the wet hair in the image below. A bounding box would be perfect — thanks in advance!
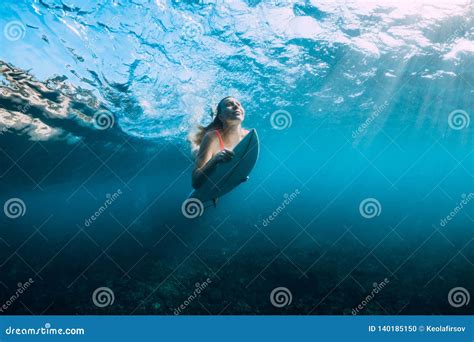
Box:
[190,96,233,151]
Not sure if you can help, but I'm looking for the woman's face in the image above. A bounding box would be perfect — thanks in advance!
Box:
[218,97,245,123]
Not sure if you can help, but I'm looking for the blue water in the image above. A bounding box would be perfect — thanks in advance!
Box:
[0,0,473,315]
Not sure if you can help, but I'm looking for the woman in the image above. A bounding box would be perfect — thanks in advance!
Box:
[191,96,249,189]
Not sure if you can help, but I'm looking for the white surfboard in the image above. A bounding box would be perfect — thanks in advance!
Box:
[189,129,259,203]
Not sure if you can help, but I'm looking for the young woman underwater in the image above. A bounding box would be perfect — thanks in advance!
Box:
[191,96,250,189]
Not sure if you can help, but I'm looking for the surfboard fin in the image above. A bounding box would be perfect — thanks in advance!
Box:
[212,198,219,208]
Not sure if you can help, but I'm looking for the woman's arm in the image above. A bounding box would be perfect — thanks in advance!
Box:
[192,132,234,189]
[192,133,217,189]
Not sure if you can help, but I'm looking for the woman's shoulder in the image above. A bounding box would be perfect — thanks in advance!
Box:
[204,129,220,138]
[201,129,220,146]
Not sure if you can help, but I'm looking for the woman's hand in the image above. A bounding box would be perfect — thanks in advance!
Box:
[212,149,235,164]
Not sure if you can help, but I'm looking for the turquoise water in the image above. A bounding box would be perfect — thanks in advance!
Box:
[0,0,473,314]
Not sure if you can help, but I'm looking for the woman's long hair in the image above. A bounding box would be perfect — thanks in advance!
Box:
[190,96,232,152]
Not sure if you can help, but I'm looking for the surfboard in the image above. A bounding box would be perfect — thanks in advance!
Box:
[189,129,259,203]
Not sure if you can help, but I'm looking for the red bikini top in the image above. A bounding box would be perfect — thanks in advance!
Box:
[214,130,225,151]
